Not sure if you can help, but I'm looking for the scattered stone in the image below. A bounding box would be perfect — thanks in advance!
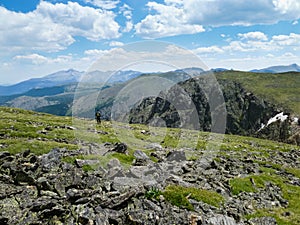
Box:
[133,150,151,166]
[147,143,163,151]
[0,151,10,159]
[166,150,186,162]
[75,159,100,168]
[249,216,277,225]
[103,143,128,155]
[0,144,296,224]
[206,214,237,225]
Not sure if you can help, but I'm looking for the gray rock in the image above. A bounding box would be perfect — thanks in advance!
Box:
[0,151,10,159]
[133,150,151,166]
[133,150,150,160]
[147,143,163,151]
[39,148,62,172]
[206,214,237,225]
[75,159,100,168]
[104,143,128,155]
[113,177,156,191]
[166,151,186,162]
[195,155,214,170]
[249,217,277,225]
[107,158,121,169]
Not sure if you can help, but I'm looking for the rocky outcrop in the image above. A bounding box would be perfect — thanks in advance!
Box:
[1,146,299,224]
[128,77,294,143]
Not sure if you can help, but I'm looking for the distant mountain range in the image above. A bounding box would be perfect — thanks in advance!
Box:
[1,63,299,96]
[0,65,299,147]
[251,63,300,73]
[0,69,142,96]
[0,69,83,96]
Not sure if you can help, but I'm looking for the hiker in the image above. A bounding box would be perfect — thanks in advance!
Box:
[95,110,101,124]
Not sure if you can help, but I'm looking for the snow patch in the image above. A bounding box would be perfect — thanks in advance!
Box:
[258,112,288,132]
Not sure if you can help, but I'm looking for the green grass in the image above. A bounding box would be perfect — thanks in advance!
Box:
[230,177,257,195]
[145,187,162,200]
[163,185,224,211]
[285,167,300,179]
[217,71,300,116]
[0,107,78,154]
[230,169,300,225]
[1,106,300,224]
[0,139,77,155]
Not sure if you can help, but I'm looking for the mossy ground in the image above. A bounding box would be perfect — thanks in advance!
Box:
[230,168,300,225]
[217,71,300,116]
[1,106,300,223]
[162,185,224,211]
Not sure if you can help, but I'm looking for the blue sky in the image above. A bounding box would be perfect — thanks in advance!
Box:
[0,0,300,84]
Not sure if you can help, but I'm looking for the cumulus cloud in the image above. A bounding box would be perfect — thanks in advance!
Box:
[13,54,48,65]
[84,0,120,9]
[192,32,300,56]
[84,49,111,56]
[194,46,224,54]
[13,54,73,65]
[271,33,300,46]
[135,1,204,38]
[0,1,121,52]
[87,43,208,72]
[120,3,134,32]
[272,0,300,16]
[136,0,300,38]
[238,32,268,41]
[109,41,124,47]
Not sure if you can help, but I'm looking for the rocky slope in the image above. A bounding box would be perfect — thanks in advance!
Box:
[1,142,300,224]
[0,107,300,225]
[128,77,296,144]
[1,70,299,144]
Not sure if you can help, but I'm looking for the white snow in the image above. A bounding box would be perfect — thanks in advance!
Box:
[258,112,288,132]
[266,112,288,126]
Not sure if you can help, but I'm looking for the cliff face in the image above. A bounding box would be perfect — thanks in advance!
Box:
[128,77,293,143]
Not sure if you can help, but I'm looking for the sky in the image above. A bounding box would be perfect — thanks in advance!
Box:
[0,0,300,84]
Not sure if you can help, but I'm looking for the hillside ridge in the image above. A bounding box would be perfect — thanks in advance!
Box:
[0,107,300,224]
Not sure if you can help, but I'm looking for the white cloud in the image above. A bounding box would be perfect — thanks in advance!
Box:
[13,54,48,65]
[282,52,296,57]
[109,41,124,47]
[193,32,300,56]
[87,43,208,72]
[84,0,119,9]
[136,0,300,38]
[120,3,132,20]
[292,20,299,25]
[119,4,134,32]
[84,49,111,56]
[194,46,224,54]
[135,1,204,38]
[271,33,300,46]
[13,54,74,65]
[238,32,268,41]
[37,1,120,41]
[272,0,300,16]
[0,1,120,52]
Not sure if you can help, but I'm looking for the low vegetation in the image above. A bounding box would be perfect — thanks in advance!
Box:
[217,71,300,115]
[1,106,300,224]
[163,185,224,211]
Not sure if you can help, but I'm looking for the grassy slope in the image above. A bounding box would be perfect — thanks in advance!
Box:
[0,106,300,224]
[216,71,300,116]
[0,107,77,155]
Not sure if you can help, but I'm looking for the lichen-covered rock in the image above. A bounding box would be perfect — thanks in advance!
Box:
[0,146,298,224]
